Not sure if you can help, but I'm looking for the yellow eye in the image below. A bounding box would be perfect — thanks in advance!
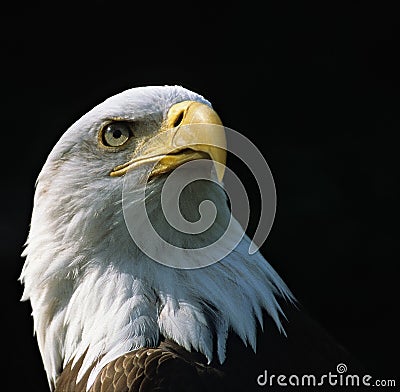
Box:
[101,122,133,147]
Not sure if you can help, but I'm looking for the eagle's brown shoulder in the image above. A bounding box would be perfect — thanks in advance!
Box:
[55,340,225,392]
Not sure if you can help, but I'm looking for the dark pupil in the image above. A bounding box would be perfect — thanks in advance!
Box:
[112,129,122,139]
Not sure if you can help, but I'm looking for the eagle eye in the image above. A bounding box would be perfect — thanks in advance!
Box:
[101,122,133,147]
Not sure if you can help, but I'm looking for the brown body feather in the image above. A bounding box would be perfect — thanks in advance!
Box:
[56,340,224,392]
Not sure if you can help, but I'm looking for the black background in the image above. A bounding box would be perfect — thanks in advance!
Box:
[4,1,399,390]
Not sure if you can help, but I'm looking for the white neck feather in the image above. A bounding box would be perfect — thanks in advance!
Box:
[21,175,292,390]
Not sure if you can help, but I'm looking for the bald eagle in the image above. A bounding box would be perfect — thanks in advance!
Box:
[21,86,360,391]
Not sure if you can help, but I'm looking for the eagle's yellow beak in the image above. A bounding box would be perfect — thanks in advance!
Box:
[110,101,227,181]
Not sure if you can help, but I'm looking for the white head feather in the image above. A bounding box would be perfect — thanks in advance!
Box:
[20,85,293,390]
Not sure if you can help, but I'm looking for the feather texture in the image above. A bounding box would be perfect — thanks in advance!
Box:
[20,86,293,390]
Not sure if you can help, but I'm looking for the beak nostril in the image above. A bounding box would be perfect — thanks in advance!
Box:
[173,110,185,128]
